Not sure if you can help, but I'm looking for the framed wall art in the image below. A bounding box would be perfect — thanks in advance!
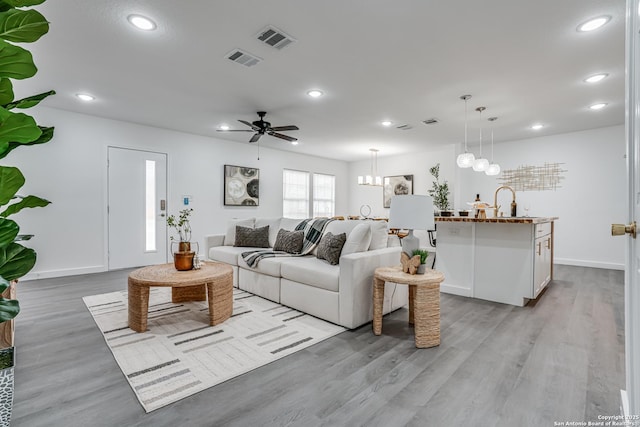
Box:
[383,175,413,208]
[224,165,259,206]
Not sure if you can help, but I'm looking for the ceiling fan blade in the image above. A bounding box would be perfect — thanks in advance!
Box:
[268,131,298,142]
[249,133,262,143]
[239,119,261,131]
[269,125,299,132]
[216,129,254,132]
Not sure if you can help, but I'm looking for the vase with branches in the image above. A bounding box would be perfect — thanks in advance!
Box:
[167,208,193,251]
[428,163,451,213]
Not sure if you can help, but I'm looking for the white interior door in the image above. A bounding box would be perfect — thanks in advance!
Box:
[624,0,640,415]
[108,147,168,269]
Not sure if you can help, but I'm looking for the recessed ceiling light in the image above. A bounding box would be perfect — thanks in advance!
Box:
[219,124,230,130]
[589,103,608,110]
[381,121,393,127]
[585,73,609,83]
[307,89,323,98]
[127,14,156,31]
[577,16,610,32]
[291,141,299,145]
[76,93,95,102]
[531,123,544,130]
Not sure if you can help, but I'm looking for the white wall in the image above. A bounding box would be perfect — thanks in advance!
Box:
[457,125,625,269]
[348,145,456,218]
[6,107,348,279]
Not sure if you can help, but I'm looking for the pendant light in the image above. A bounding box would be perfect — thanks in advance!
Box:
[472,106,489,172]
[485,116,501,176]
[357,148,383,186]
[456,95,475,168]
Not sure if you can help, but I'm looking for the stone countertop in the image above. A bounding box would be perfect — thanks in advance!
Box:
[435,216,558,224]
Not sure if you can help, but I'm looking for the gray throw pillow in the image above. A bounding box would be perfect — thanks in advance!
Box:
[316,232,347,265]
[234,225,270,248]
[273,229,304,254]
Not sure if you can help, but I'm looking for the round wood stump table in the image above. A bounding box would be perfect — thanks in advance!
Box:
[127,262,233,333]
[373,265,445,348]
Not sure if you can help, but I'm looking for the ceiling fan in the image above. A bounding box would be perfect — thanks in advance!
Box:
[218,111,299,143]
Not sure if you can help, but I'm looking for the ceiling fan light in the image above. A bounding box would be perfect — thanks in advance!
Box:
[485,163,501,176]
[457,152,475,168]
[219,124,230,130]
[472,157,489,172]
[291,141,299,145]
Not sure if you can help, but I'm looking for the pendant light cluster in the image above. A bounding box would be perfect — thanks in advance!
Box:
[455,95,501,176]
[357,148,383,186]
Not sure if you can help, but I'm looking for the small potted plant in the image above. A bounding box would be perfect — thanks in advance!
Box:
[167,208,195,270]
[428,163,452,216]
[412,249,430,274]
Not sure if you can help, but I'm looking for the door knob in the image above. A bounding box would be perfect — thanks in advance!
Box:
[611,221,636,239]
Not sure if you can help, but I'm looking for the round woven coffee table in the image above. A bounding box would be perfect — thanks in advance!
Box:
[373,265,445,348]
[127,262,233,333]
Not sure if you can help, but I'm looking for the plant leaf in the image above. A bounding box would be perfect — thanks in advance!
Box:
[0,125,53,159]
[3,89,54,110]
[0,39,35,79]
[0,194,49,217]
[0,9,48,43]
[0,296,19,322]
[0,106,41,143]
[0,217,18,247]
[0,77,12,105]
[0,241,35,281]
[1,0,45,7]
[0,165,23,205]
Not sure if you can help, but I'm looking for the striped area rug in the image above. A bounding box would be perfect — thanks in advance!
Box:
[83,287,345,412]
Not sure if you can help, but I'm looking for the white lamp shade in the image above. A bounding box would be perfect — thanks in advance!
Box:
[456,152,475,168]
[388,195,435,231]
[472,157,489,172]
[485,163,501,176]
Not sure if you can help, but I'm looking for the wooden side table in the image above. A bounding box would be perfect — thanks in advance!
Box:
[373,265,445,348]
[127,262,233,333]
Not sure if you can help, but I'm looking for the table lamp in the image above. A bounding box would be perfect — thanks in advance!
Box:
[388,195,435,257]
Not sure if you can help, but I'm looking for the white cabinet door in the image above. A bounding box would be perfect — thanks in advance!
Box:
[533,234,551,298]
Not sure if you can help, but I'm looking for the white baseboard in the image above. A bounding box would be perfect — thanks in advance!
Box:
[440,283,472,297]
[555,258,625,271]
[21,265,107,281]
[621,389,629,417]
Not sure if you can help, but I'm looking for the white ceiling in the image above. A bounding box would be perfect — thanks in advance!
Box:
[16,0,626,162]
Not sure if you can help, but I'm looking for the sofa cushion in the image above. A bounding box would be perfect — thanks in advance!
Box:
[273,229,304,254]
[312,220,361,256]
[224,218,255,246]
[209,246,260,266]
[341,223,372,256]
[368,220,389,250]
[234,225,270,248]
[280,256,340,292]
[237,254,296,277]
[255,217,282,247]
[316,232,347,265]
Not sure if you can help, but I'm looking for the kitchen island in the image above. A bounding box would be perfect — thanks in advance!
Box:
[434,216,558,306]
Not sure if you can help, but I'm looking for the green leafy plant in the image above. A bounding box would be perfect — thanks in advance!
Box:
[428,163,451,211]
[167,208,193,242]
[412,249,429,265]
[0,0,55,323]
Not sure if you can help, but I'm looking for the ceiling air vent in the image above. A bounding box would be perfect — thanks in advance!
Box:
[422,118,440,125]
[396,124,413,130]
[256,26,296,50]
[226,49,262,67]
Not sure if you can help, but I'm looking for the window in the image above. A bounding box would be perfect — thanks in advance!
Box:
[283,169,310,218]
[144,160,156,251]
[313,173,335,217]
[283,169,335,218]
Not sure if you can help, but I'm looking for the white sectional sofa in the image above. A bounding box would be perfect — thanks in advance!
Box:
[204,217,408,329]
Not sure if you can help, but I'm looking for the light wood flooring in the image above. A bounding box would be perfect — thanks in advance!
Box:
[10,265,625,427]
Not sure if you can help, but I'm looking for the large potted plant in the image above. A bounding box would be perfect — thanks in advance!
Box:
[0,1,55,425]
[428,163,452,216]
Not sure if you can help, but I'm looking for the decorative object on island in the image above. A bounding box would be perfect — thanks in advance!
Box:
[383,175,413,208]
[358,148,383,186]
[401,252,421,274]
[359,204,372,219]
[499,163,567,191]
[456,94,475,168]
[224,165,259,206]
[485,117,501,176]
[413,249,429,274]
[472,106,490,172]
[167,208,196,270]
[388,195,435,258]
[0,2,55,424]
[428,163,451,214]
